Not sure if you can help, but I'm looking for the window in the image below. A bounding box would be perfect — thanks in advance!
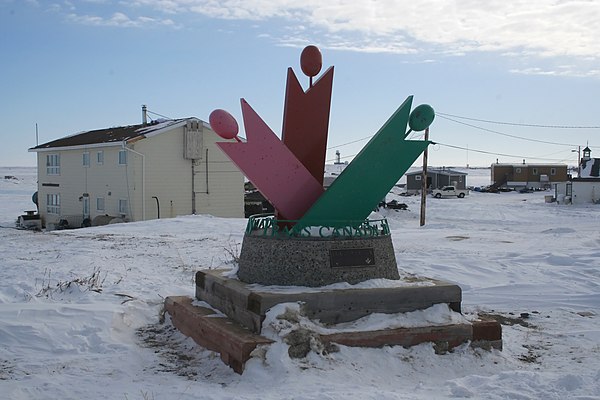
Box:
[82,152,90,167]
[415,175,422,181]
[119,199,128,215]
[46,154,60,175]
[96,197,105,212]
[97,151,104,165]
[83,197,90,218]
[550,168,556,176]
[532,168,539,175]
[118,149,127,165]
[47,193,60,214]
[515,167,522,174]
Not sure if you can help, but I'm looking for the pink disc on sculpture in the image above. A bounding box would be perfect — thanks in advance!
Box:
[209,109,239,140]
[300,45,322,77]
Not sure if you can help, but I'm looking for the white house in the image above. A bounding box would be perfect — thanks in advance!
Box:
[554,146,600,205]
[29,116,244,228]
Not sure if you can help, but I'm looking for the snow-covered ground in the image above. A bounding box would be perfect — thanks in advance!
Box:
[1,167,600,399]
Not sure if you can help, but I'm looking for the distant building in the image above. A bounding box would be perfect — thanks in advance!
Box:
[405,168,467,194]
[491,162,568,190]
[29,113,243,229]
[579,146,600,178]
[554,146,600,205]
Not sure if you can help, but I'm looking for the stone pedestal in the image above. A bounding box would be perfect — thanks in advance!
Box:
[238,233,399,287]
[196,269,462,333]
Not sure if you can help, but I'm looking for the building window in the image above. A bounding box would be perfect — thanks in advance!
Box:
[96,197,105,212]
[415,175,422,181]
[47,193,60,214]
[119,199,128,215]
[550,168,556,176]
[46,154,60,175]
[97,151,104,165]
[83,152,90,167]
[118,150,127,165]
[532,168,539,175]
[515,167,522,173]
[83,197,90,218]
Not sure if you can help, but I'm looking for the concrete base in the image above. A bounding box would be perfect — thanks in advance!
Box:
[238,233,400,287]
[195,269,462,333]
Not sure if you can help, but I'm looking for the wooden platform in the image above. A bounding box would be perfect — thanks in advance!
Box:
[165,294,502,374]
[164,296,273,373]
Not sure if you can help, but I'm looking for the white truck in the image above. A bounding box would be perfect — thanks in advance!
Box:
[431,186,469,198]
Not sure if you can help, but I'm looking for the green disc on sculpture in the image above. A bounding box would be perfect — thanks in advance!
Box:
[408,104,435,132]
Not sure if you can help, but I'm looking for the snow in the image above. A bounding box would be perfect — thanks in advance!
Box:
[1,167,600,399]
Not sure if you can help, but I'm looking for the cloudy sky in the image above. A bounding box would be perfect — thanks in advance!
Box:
[2,0,599,167]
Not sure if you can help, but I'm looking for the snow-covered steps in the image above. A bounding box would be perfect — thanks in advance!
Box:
[195,269,463,333]
[164,296,273,374]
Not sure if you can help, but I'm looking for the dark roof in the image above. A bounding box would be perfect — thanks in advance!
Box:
[581,158,600,178]
[407,168,466,176]
[30,119,188,150]
[492,163,567,167]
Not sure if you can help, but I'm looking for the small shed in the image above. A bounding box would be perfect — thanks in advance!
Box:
[406,168,467,194]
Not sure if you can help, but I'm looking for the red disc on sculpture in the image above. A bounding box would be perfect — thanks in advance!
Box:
[300,45,322,77]
[209,109,239,140]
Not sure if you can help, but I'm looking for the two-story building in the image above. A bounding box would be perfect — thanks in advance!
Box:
[491,162,568,190]
[29,116,244,229]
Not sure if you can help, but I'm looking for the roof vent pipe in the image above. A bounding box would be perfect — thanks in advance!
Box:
[522,159,525,165]
[142,104,148,126]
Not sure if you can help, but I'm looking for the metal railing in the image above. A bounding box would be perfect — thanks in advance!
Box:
[245,214,390,238]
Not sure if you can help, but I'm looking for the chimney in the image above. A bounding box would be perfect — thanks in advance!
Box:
[142,104,148,126]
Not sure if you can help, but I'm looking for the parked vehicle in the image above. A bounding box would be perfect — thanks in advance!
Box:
[431,186,469,198]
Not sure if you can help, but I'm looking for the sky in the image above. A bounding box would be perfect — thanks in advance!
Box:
[1,0,599,168]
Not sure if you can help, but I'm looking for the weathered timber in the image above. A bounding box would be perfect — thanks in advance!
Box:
[471,319,503,350]
[320,323,473,350]
[164,296,273,373]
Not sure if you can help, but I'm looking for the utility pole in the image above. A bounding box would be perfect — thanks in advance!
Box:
[572,145,581,177]
[419,127,429,226]
[577,145,581,177]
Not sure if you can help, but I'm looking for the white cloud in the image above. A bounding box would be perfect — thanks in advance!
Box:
[67,11,175,28]
[124,0,600,59]
[50,0,600,76]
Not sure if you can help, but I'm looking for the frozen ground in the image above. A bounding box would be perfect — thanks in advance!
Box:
[1,167,600,399]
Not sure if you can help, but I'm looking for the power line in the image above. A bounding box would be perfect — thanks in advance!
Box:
[437,112,600,129]
[326,135,371,150]
[433,142,573,162]
[327,116,595,155]
[438,115,582,147]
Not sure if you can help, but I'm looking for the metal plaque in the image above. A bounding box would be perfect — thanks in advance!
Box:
[329,248,375,268]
